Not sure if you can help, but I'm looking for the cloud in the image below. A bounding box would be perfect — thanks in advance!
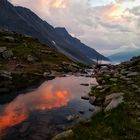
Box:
[9,0,140,55]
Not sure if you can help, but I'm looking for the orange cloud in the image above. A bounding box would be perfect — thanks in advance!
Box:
[0,85,70,136]
[104,4,126,20]
[51,0,67,8]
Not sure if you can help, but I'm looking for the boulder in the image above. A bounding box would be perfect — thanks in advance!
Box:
[66,115,78,122]
[105,92,124,105]
[0,47,7,53]
[4,36,15,42]
[96,86,103,89]
[79,110,85,114]
[43,72,51,77]
[131,84,139,89]
[52,130,74,140]
[104,96,124,112]
[2,50,13,59]
[27,54,35,62]
[110,78,117,82]
[127,72,139,77]
[0,71,12,80]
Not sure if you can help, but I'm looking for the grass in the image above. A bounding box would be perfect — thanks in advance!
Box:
[60,58,140,140]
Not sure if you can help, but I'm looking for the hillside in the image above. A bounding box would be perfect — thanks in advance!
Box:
[0,0,109,64]
[0,30,82,103]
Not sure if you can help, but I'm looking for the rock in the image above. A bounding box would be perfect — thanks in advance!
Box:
[105,92,124,105]
[15,64,26,68]
[110,78,117,82]
[120,75,126,80]
[52,130,74,140]
[120,69,130,75]
[2,50,13,59]
[136,104,140,109]
[126,81,133,85]
[104,96,124,112]
[102,80,106,84]
[43,72,51,77]
[66,115,77,122]
[99,85,111,93]
[127,72,139,77]
[131,84,139,89]
[96,86,103,89]
[137,117,140,121]
[89,96,96,105]
[81,95,89,100]
[136,89,140,93]
[79,110,85,114]
[89,107,95,112]
[0,71,12,80]
[80,83,89,86]
[27,54,36,62]
[0,47,7,53]
[4,36,15,42]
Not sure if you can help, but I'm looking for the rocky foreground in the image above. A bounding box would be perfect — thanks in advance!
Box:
[0,30,86,104]
[53,56,140,140]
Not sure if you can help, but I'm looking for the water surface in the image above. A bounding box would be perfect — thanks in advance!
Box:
[0,75,98,140]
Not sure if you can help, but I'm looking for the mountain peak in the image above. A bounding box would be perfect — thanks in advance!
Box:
[0,0,109,64]
[55,27,68,36]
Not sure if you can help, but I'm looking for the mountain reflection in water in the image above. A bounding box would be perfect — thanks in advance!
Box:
[0,84,70,135]
[0,75,96,138]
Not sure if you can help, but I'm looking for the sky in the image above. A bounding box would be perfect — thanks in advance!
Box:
[9,0,140,56]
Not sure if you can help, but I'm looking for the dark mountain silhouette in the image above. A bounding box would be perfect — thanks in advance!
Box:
[0,0,109,64]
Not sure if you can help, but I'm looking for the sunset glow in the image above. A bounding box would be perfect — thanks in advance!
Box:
[109,4,125,19]
[0,85,70,136]
[9,0,140,55]
[103,4,126,20]
[52,0,66,8]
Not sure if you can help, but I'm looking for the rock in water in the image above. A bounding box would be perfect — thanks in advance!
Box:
[81,95,89,100]
[89,96,96,105]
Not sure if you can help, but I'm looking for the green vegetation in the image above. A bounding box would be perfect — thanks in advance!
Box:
[60,57,140,140]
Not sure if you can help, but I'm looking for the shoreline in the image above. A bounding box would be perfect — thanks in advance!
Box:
[52,56,140,140]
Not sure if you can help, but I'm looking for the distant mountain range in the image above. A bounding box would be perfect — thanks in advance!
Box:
[0,0,109,64]
[108,49,140,63]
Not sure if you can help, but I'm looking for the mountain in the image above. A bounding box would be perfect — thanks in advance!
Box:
[55,27,108,61]
[108,49,140,62]
[0,0,109,64]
